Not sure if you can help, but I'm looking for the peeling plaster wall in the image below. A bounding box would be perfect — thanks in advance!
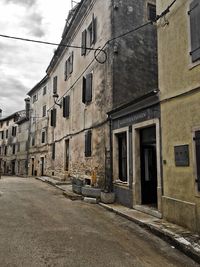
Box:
[112,0,158,108]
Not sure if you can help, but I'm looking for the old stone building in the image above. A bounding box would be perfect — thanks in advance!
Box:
[0,108,29,176]
[157,0,200,232]
[38,0,158,191]
[27,75,50,177]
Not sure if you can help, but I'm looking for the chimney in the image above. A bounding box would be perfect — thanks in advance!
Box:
[24,98,30,120]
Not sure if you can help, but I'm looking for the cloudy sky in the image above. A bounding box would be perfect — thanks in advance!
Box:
[0,0,77,117]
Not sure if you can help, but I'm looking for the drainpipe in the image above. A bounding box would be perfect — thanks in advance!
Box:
[107,115,113,193]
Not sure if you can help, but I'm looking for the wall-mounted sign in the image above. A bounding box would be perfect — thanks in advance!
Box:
[174,145,189,167]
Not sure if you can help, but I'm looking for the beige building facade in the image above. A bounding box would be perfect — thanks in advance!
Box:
[157,0,200,232]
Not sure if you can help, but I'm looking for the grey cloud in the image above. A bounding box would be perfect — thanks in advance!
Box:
[0,77,27,97]
[20,12,45,38]
[4,0,37,7]
[0,77,27,115]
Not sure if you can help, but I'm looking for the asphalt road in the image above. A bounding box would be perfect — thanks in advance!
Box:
[0,176,198,267]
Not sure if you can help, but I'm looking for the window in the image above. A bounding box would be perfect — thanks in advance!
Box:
[33,94,38,103]
[50,108,57,127]
[0,131,4,139]
[81,14,96,56]
[6,129,8,138]
[85,130,92,157]
[12,126,17,137]
[43,86,47,95]
[117,132,127,182]
[0,146,1,155]
[64,52,74,80]
[189,0,200,62]
[41,131,46,144]
[52,142,55,160]
[12,144,16,155]
[42,105,46,117]
[147,3,156,22]
[4,146,7,156]
[6,121,9,126]
[53,76,58,94]
[32,136,35,146]
[63,95,70,118]
[194,130,200,191]
[82,73,93,104]
[17,142,20,152]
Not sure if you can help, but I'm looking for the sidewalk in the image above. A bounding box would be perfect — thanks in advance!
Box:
[36,176,200,264]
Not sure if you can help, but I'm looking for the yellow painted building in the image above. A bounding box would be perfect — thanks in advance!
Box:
[157,0,200,232]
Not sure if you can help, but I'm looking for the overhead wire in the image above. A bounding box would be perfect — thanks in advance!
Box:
[1,0,178,114]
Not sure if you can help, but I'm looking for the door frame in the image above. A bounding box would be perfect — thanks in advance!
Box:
[132,118,162,217]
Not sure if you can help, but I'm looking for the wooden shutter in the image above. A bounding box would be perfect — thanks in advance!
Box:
[82,76,86,103]
[50,108,56,127]
[64,60,68,81]
[85,130,92,157]
[52,142,55,160]
[86,73,93,103]
[63,95,70,118]
[81,30,87,56]
[194,131,200,191]
[92,14,96,44]
[41,131,45,143]
[189,0,200,62]
[69,52,74,74]
[53,76,57,94]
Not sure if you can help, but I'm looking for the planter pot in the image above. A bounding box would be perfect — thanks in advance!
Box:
[81,186,101,198]
[72,184,82,195]
[100,192,115,204]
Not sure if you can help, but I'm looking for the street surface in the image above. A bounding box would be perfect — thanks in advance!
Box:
[0,176,198,267]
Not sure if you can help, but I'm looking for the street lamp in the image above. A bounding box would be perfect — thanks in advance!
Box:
[53,93,62,108]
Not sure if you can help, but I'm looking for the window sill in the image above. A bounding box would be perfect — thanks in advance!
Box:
[188,59,200,70]
[114,180,129,187]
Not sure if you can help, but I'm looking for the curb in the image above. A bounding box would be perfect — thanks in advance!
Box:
[99,203,200,264]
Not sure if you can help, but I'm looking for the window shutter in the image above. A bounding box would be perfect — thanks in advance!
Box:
[85,130,92,157]
[189,0,200,62]
[69,52,74,74]
[81,30,87,56]
[42,131,45,143]
[64,60,68,81]
[86,73,93,103]
[92,14,97,44]
[63,95,70,118]
[82,76,86,103]
[50,108,56,127]
[194,131,200,191]
[53,76,58,94]
[52,142,55,160]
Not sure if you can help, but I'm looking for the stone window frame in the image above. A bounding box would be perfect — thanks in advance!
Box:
[112,126,130,186]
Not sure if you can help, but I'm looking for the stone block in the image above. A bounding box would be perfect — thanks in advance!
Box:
[83,197,99,204]
[82,186,101,198]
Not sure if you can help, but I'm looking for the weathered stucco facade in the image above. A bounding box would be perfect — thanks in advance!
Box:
[0,109,29,176]
[27,76,50,177]
[157,0,200,232]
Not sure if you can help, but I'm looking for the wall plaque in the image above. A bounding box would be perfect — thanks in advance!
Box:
[174,145,189,167]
